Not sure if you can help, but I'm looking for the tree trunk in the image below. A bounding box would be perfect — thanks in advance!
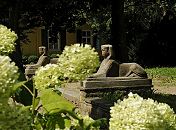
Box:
[111,0,128,62]
[9,4,25,73]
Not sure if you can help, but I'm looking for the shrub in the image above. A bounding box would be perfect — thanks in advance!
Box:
[0,56,32,130]
[0,24,17,55]
[109,92,176,130]
[57,44,100,81]
[0,104,32,130]
[33,44,100,89]
[0,56,19,100]
[22,55,28,64]
[33,64,64,90]
[0,25,32,130]
[49,53,59,58]
[28,55,38,64]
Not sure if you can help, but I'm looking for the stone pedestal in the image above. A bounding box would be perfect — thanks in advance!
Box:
[81,77,152,95]
[60,77,153,119]
[24,68,37,80]
[50,58,59,64]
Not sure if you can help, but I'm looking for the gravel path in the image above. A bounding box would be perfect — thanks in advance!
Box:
[154,86,176,95]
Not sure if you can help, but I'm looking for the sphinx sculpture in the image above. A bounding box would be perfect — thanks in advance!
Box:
[25,46,49,80]
[89,44,148,78]
[59,44,152,119]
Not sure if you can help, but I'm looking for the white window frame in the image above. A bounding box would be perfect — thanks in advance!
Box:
[81,30,92,45]
[47,26,61,51]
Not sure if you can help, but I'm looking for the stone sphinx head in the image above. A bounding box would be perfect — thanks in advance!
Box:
[39,46,46,55]
[101,44,113,59]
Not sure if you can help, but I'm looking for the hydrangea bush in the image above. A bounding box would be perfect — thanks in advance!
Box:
[0,24,17,55]
[33,63,64,90]
[109,92,176,130]
[0,56,19,100]
[57,44,100,81]
[0,25,32,130]
[0,104,32,130]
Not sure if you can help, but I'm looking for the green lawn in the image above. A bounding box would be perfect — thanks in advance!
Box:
[144,67,176,113]
[145,67,176,87]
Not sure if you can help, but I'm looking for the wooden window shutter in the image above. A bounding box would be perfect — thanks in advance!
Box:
[41,29,48,48]
[76,29,82,43]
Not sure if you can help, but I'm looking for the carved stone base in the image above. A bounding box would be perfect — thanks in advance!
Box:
[59,77,153,119]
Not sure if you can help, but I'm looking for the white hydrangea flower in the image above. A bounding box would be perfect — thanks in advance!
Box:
[0,103,32,130]
[0,24,17,55]
[57,44,100,81]
[0,56,19,98]
[109,92,176,130]
[33,64,63,90]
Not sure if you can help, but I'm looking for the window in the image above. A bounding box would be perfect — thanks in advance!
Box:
[47,26,61,51]
[81,30,92,45]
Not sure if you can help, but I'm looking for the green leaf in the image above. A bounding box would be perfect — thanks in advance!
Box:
[40,89,75,113]
[64,117,71,129]
[86,118,107,130]
[56,115,65,129]
[33,123,43,130]
[33,97,40,110]
[12,81,26,92]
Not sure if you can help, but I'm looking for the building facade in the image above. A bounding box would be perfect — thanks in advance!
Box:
[21,24,101,56]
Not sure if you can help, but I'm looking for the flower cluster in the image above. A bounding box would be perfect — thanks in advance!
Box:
[109,92,176,130]
[0,24,17,55]
[0,103,32,130]
[0,25,32,130]
[0,56,19,100]
[57,44,100,81]
[33,64,63,90]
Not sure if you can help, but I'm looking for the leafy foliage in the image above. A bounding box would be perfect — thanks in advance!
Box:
[124,0,176,66]
[33,89,104,130]
[33,89,75,129]
[85,0,111,42]
[27,55,38,64]
[39,89,74,113]
[109,92,176,130]
[33,44,99,90]
[0,24,104,130]
[0,25,32,130]
[32,44,104,129]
